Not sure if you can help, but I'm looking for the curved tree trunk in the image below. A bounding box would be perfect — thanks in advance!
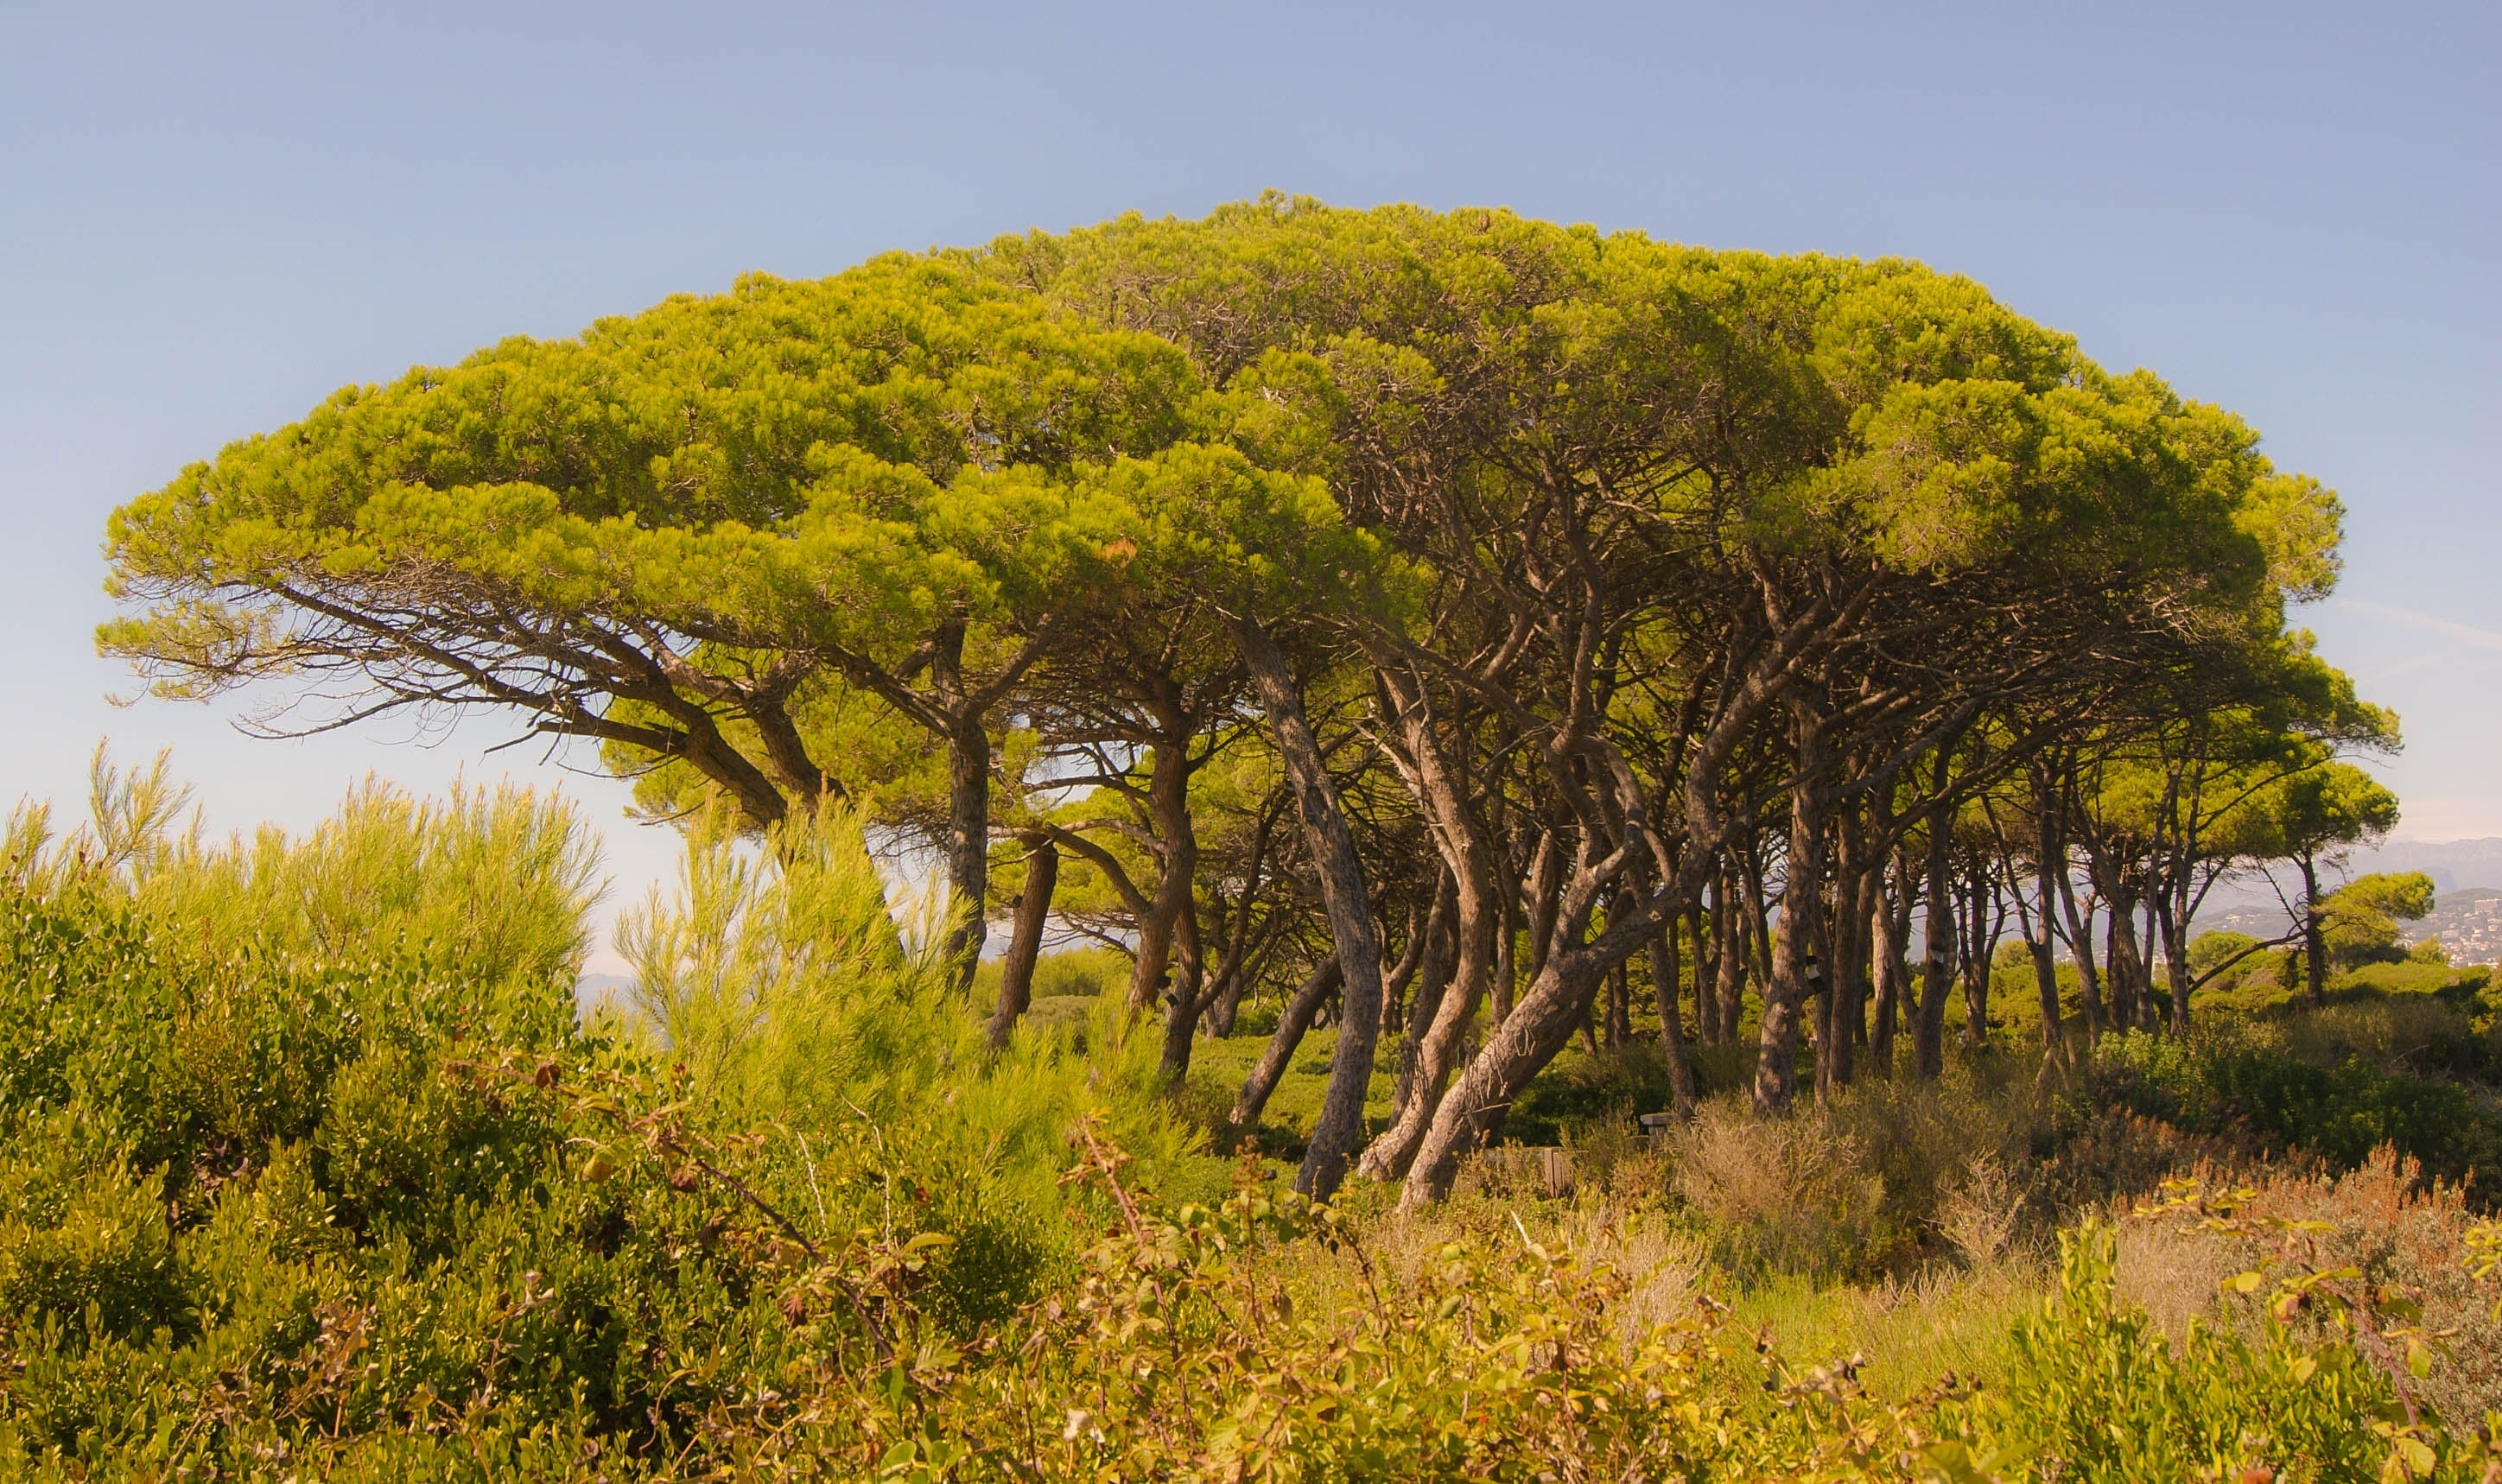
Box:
[1157,907,1210,1087]
[1231,616,1384,1202]
[1229,957,1342,1130]
[2053,850,2105,1043]
[1356,899,1490,1181]
[1384,891,1457,1106]
[1378,901,1434,1035]
[1654,916,1698,1114]
[1352,653,1502,1183]
[1121,738,1200,1020]
[1524,830,1564,985]
[1397,911,1650,1208]
[985,840,1057,1052]
[1755,717,1827,1116]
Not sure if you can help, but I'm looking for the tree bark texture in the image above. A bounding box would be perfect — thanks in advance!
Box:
[1914,783,1956,1080]
[1229,957,1342,1129]
[984,840,1057,1052]
[1231,617,1384,1202]
[1654,917,1698,1114]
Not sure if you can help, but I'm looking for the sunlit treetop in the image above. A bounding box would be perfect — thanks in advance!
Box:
[99,200,2353,858]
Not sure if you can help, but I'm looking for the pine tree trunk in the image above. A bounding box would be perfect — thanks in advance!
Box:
[1756,714,1828,1115]
[1231,616,1384,1202]
[943,714,993,984]
[1914,796,1955,1080]
[985,840,1057,1052]
[1870,856,1903,1075]
[1654,916,1698,1114]
[2300,851,2327,1006]
[1229,958,1342,1129]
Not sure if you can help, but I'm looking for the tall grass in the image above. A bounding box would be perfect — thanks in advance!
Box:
[615,802,1185,1168]
[8,746,601,1037]
[137,776,601,999]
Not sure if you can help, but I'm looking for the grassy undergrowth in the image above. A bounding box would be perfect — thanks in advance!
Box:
[2,771,2500,1478]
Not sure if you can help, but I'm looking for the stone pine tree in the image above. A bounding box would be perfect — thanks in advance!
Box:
[100,257,1207,975]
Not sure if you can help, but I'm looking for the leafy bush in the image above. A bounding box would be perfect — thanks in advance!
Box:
[613,802,1188,1317]
[2092,1027,2502,1203]
[3,770,2499,1478]
[2188,929,2262,995]
[2335,958,2484,999]
[0,1119,188,1345]
[1027,946,1127,999]
[133,777,600,1017]
[1962,1223,2416,1481]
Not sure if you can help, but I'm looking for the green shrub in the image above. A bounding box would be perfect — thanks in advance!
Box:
[2334,958,2475,998]
[2092,1028,2502,1203]
[1027,946,1127,999]
[0,1122,187,1345]
[314,1044,558,1252]
[131,777,600,1023]
[1958,1222,2411,1481]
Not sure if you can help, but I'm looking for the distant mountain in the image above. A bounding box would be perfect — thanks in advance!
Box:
[2348,837,2502,896]
[2194,838,2502,921]
[576,972,637,1012]
[2161,838,2502,965]
[2191,889,2500,964]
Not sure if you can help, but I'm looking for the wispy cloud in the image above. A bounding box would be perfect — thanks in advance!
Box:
[2338,599,2502,653]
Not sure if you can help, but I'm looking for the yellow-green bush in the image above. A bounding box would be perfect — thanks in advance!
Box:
[2,768,2498,1479]
[0,1121,187,1346]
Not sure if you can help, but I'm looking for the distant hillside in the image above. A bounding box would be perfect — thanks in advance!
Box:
[2334,838,2502,961]
[2417,887,2502,963]
[2198,882,2502,966]
[2350,837,2502,895]
[2188,838,2502,959]
[577,972,638,1012]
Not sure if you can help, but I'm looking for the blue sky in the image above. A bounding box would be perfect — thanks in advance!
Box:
[4,1,2493,969]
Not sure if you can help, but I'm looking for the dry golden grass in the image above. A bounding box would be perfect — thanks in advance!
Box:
[2111,1147,2502,1426]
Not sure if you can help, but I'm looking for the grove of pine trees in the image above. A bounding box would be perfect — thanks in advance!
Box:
[5,197,2499,1480]
[102,199,2398,1207]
